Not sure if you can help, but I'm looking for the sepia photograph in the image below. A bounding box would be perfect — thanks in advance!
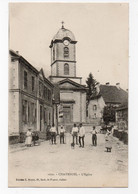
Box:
[8,2,128,187]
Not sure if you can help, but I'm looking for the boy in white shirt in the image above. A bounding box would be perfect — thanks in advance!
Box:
[50,124,57,144]
[78,123,85,148]
[91,126,97,146]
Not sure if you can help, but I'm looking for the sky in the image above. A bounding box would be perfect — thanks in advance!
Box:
[9,3,128,90]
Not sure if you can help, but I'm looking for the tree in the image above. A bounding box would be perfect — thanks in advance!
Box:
[103,106,116,125]
[86,73,98,102]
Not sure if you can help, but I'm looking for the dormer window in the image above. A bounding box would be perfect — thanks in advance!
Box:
[64,63,69,75]
[64,47,69,58]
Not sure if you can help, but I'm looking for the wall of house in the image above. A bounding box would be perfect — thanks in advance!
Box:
[9,92,20,136]
[9,53,54,143]
[9,58,20,138]
[88,96,105,125]
[19,61,38,96]
[19,93,37,132]
[116,108,128,130]
[9,59,19,89]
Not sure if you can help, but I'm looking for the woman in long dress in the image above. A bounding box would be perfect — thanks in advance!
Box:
[105,129,112,152]
[25,129,32,147]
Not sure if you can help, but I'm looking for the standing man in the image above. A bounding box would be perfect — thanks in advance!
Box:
[91,126,97,146]
[71,123,79,145]
[78,123,85,148]
[50,124,57,144]
[59,125,66,144]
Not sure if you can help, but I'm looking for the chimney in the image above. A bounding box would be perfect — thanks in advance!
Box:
[126,89,128,92]
[116,83,120,89]
[16,51,19,54]
[106,82,110,86]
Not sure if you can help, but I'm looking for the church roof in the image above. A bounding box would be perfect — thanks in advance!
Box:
[53,27,75,41]
[99,85,128,104]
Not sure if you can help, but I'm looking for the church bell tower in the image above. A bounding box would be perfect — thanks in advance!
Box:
[49,22,77,79]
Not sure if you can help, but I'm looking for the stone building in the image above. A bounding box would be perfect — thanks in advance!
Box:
[49,24,87,129]
[115,102,128,131]
[87,83,128,125]
[9,50,54,143]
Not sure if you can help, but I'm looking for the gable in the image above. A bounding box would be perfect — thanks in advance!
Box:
[58,79,86,91]
[59,82,80,89]
[39,68,45,80]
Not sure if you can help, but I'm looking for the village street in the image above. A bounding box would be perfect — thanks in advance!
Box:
[8,133,128,187]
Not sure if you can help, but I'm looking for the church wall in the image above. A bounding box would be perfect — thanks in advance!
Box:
[57,61,76,77]
[59,91,86,123]
[73,92,81,123]
[56,42,75,61]
[51,63,57,76]
[60,91,73,100]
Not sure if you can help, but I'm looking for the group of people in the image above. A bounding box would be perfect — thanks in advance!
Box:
[48,123,98,148]
[71,123,98,147]
[25,124,113,150]
[25,129,39,147]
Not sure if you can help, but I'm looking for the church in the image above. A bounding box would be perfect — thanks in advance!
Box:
[8,23,128,143]
[49,23,87,129]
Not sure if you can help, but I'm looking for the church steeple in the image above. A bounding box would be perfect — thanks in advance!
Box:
[50,25,77,78]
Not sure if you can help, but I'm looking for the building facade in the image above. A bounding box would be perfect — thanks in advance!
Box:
[9,50,54,143]
[116,102,128,131]
[87,83,128,125]
[49,24,87,129]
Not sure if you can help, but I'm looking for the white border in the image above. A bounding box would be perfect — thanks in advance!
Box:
[0,0,138,194]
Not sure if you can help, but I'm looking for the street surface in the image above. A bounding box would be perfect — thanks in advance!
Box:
[9,133,128,187]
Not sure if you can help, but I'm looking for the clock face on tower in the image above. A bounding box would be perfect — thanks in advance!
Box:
[63,40,69,46]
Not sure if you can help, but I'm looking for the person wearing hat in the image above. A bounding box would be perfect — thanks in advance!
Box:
[59,125,66,144]
[25,128,32,147]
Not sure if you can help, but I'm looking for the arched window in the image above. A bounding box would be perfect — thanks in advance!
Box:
[64,47,69,57]
[93,105,97,110]
[64,63,69,75]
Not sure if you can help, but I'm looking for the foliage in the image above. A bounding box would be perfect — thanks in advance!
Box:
[86,73,98,101]
[103,106,116,125]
